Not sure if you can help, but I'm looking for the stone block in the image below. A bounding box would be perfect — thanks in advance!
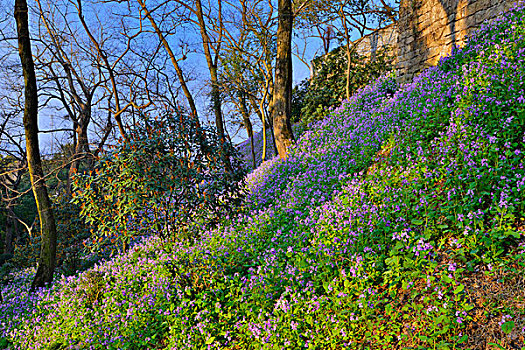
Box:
[428,46,441,57]
[422,26,433,37]
[443,35,454,46]
[475,9,487,23]
[485,7,500,20]
[420,18,431,30]
[491,4,506,16]
[474,0,487,12]
[459,5,468,17]
[457,0,469,11]
[465,13,477,27]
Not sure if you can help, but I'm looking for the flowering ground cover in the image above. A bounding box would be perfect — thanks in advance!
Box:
[1,4,525,349]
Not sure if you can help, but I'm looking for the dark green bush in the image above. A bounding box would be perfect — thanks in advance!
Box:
[295,44,395,126]
[10,194,93,274]
[72,109,246,251]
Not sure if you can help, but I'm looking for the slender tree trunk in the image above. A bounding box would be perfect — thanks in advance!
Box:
[66,119,90,196]
[272,0,295,159]
[249,95,277,159]
[238,91,256,169]
[15,0,57,291]
[0,209,4,254]
[4,206,16,255]
[265,99,278,156]
[194,0,233,172]
[345,45,359,100]
[345,46,352,100]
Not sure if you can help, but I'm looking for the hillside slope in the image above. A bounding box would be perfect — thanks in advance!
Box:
[1,3,525,350]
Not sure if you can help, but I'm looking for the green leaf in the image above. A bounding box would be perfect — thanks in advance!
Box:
[418,335,429,342]
[506,230,521,238]
[453,284,464,294]
[205,337,215,345]
[463,304,474,311]
[457,334,468,343]
[435,315,446,324]
[411,219,424,225]
[441,274,453,283]
[501,320,515,334]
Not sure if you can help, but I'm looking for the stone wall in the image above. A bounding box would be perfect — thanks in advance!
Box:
[396,0,517,83]
[355,24,398,60]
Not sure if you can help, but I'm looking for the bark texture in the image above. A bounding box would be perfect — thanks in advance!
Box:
[15,0,58,291]
[194,0,232,172]
[238,91,256,169]
[66,118,91,195]
[272,0,295,159]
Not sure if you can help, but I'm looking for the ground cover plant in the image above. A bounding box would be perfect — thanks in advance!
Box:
[1,3,525,349]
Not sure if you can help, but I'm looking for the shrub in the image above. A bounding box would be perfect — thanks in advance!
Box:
[295,44,395,126]
[72,109,246,252]
[10,194,93,275]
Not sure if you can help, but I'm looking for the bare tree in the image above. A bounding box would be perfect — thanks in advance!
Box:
[137,0,199,119]
[14,0,57,290]
[74,0,130,142]
[299,0,398,99]
[33,0,111,194]
[30,0,162,194]
[0,113,28,255]
[221,0,278,162]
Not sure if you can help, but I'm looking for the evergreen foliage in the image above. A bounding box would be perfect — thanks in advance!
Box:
[293,43,395,125]
[71,110,246,251]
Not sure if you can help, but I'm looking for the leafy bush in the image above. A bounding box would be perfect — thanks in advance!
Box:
[72,110,246,251]
[294,44,395,126]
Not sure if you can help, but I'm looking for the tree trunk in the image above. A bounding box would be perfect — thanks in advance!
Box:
[238,91,256,169]
[15,0,57,291]
[4,206,16,255]
[272,0,295,159]
[249,95,277,159]
[265,98,278,156]
[345,45,355,100]
[66,117,91,196]
[194,0,232,172]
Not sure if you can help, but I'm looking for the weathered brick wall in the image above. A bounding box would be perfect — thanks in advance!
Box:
[355,24,398,60]
[396,0,517,83]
